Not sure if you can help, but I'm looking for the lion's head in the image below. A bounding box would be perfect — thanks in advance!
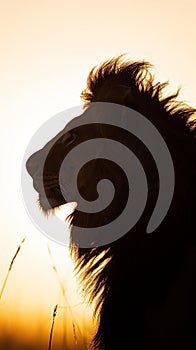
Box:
[27,56,195,240]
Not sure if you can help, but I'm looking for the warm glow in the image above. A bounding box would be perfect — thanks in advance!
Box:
[1,0,196,348]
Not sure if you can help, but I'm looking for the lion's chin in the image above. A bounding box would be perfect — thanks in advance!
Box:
[37,195,66,216]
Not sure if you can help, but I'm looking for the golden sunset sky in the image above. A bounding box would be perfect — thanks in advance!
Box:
[0,0,196,348]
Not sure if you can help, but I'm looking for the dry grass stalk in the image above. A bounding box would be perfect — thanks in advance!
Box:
[47,244,80,347]
[0,237,26,300]
[47,244,66,297]
[48,304,58,350]
[72,322,78,346]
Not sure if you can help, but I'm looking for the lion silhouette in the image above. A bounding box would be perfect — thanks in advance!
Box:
[26,56,196,349]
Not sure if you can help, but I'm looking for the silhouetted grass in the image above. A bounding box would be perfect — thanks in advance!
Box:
[47,244,85,348]
[48,304,58,350]
[0,239,91,350]
[0,237,26,300]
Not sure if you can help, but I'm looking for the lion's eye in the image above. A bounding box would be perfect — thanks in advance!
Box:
[60,132,77,146]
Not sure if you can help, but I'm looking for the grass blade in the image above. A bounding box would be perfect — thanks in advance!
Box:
[0,237,26,300]
[48,304,58,350]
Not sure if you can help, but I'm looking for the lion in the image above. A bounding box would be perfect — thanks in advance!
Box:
[26,56,196,349]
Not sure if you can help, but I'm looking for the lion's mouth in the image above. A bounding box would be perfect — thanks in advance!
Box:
[37,194,62,213]
[33,180,66,214]
[30,169,75,215]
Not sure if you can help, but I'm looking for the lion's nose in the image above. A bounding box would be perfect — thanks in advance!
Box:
[26,151,42,177]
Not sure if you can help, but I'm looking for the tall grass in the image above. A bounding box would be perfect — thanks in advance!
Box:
[0,238,90,349]
[47,244,85,349]
[0,237,26,300]
[48,304,58,350]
